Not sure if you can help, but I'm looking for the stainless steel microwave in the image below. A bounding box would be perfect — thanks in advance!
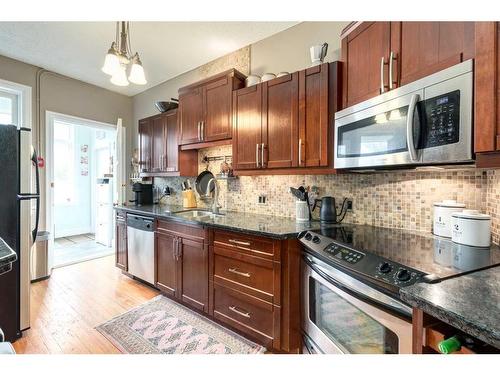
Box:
[334,60,474,170]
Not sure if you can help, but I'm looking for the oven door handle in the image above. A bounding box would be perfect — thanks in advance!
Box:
[303,255,409,317]
[406,93,420,162]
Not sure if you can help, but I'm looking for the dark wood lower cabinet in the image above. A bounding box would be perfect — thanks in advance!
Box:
[155,231,178,297]
[179,237,208,313]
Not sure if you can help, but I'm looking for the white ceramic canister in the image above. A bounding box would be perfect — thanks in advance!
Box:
[451,210,491,247]
[245,75,261,87]
[296,200,310,222]
[433,200,466,238]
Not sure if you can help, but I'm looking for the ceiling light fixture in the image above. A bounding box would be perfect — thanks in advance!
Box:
[102,22,147,86]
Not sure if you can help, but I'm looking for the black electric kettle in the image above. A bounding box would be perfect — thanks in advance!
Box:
[312,196,348,224]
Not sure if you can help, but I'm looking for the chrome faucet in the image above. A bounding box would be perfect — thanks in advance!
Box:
[206,177,220,214]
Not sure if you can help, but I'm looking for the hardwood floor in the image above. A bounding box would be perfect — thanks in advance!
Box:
[13,255,160,354]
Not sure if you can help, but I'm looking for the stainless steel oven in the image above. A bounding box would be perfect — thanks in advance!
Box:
[334,60,473,170]
[301,254,412,354]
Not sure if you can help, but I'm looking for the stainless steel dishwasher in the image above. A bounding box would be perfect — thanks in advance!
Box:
[126,214,155,284]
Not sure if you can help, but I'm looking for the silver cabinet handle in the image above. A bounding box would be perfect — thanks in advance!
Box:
[380,56,386,94]
[228,267,251,278]
[197,121,200,141]
[406,94,420,162]
[256,144,260,168]
[201,121,204,141]
[261,143,265,167]
[228,239,251,247]
[173,238,177,260]
[229,305,251,319]
[389,51,395,90]
[298,138,303,166]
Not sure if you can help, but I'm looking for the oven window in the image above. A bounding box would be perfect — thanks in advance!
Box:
[337,105,413,158]
[309,278,399,354]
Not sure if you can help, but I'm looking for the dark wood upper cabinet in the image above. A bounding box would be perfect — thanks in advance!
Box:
[299,63,330,167]
[179,237,208,313]
[232,63,337,174]
[138,118,152,173]
[179,88,204,145]
[155,231,178,297]
[178,69,245,146]
[164,110,179,172]
[341,21,476,108]
[397,22,475,86]
[341,22,391,107]
[232,84,263,170]
[138,110,197,177]
[115,211,127,271]
[262,73,299,169]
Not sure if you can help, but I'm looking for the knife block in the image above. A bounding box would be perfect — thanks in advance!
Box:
[182,190,197,208]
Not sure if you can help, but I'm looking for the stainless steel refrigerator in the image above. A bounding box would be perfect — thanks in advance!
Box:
[0,124,39,342]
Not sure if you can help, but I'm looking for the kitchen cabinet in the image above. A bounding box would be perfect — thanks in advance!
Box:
[232,84,263,170]
[138,118,152,173]
[155,220,208,313]
[138,110,197,177]
[262,73,299,169]
[341,21,475,107]
[115,210,127,271]
[397,22,475,86]
[233,63,339,174]
[178,69,246,146]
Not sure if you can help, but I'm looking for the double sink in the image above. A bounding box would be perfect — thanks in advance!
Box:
[168,208,225,220]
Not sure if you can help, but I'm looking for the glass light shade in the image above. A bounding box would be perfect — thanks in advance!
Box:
[110,66,129,86]
[389,109,401,121]
[101,45,120,76]
[128,57,147,85]
[375,113,388,124]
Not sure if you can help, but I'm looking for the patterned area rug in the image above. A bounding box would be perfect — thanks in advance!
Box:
[96,295,266,354]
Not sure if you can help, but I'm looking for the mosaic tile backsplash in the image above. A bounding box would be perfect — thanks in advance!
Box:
[152,146,500,244]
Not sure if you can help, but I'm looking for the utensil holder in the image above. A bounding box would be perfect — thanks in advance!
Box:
[296,200,310,222]
[182,190,197,208]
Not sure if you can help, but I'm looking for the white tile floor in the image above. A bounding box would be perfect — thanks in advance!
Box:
[53,233,114,267]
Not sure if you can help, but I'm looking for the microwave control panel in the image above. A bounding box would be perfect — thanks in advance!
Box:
[423,90,460,148]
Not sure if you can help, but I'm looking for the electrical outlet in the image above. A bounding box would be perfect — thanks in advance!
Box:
[258,195,267,204]
[346,199,353,211]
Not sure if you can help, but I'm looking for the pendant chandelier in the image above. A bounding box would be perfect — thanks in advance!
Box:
[102,21,147,86]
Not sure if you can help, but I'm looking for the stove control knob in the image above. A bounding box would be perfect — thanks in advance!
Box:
[378,262,392,274]
[312,236,321,244]
[304,233,313,241]
[396,268,411,282]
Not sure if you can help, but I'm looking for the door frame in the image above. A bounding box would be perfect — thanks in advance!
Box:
[45,111,116,266]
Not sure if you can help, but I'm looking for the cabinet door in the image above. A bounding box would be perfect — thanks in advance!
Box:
[152,115,165,171]
[262,73,299,169]
[115,218,127,271]
[179,88,204,145]
[232,85,263,170]
[178,237,208,313]
[155,231,178,297]
[398,22,475,86]
[203,76,232,142]
[298,64,329,167]
[165,110,179,172]
[343,22,391,107]
[138,118,152,172]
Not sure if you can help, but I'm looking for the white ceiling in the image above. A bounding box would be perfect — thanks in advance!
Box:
[0,22,297,96]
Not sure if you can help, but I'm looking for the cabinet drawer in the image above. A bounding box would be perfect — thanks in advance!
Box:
[157,219,206,241]
[213,283,276,347]
[213,230,278,259]
[214,252,275,302]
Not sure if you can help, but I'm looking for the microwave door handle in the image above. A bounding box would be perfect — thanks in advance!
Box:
[406,94,420,162]
[303,255,408,318]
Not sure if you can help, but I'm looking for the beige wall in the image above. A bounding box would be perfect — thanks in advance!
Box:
[132,22,348,148]
[0,54,133,230]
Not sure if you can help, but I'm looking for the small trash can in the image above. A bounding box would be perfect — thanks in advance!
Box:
[31,231,51,282]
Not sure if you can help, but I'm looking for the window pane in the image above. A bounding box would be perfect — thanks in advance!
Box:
[0,96,13,125]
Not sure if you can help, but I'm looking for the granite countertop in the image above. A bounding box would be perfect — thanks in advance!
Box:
[114,204,333,239]
[400,267,500,349]
[0,237,17,273]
